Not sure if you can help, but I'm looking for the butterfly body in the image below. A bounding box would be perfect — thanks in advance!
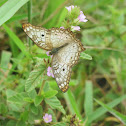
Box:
[22,23,85,92]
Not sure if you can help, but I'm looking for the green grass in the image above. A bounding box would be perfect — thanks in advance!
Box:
[0,0,126,125]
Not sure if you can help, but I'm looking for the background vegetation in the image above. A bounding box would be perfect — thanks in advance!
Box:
[0,0,126,125]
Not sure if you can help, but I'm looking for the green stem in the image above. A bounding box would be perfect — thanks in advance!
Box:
[27,0,32,51]
[27,0,32,71]
[38,80,46,96]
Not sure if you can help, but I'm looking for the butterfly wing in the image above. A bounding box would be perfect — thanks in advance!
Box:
[22,23,75,51]
[22,23,53,50]
[52,41,84,92]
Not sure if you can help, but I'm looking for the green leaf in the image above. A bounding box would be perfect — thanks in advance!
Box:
[44,90,58,98]
[28,89,37,99]
[20,111,29,122]
[95,99,126,124]
[45,96,66,114]
[2,24,30,57]
[23,97,33,103]
[64,90,82,120]
[0,51,12,73]
[28,105,43,123]
[30,103,38,115]
[25,64,46,92]
[56,8,67,27]
[0,103,8,114]
[86,95,126,123]
[84,81,93,117]
[7,93,24,104]
[16,121,26,126]
[34,95,44,106]
[80,52,92,60]
[6,120,17,126]
[6,89,16,98]
[52,122,69,126]
[48,108,57,122]
[0,0,29,26]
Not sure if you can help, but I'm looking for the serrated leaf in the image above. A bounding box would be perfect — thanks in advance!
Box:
[7,93,24,104]
[16,121,26,126]
[28,89,37,99]
[0,50,12,73]
[80,52,92,60]
[20,111,29,122]
[28,105,43,123]
[6,89,16,98]
[45,96,66,114]
[30,103,38,115]
[34,95,44,106]
[44,90,58,98]
[6,120,17,126]
[0,103,8,114]
[25,64,46,92]
[23,97,33,103]
[48,108,57,122]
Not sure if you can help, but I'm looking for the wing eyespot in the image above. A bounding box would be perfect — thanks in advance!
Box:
[42,34,44,37]
[63,68,65,71]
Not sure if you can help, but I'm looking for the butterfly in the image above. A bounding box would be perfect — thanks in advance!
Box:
[22,23,85,92]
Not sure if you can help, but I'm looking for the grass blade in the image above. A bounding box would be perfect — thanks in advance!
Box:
[87,95,126,123]
[2,24,30,57]
[95,99,126,124]
[84,81,93,117]
[0,0,29,26]
[64,89,82,120]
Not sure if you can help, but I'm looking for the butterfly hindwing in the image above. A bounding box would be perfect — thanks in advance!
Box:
[52,42,84,92]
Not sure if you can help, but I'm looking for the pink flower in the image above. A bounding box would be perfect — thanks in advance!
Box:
[47,66,54,78]
[46,51,53,58]
[65,5,77,12]
[78,11,88,22]
[71,26,80,31]
[43,113,52,123]
[60,26,65,29]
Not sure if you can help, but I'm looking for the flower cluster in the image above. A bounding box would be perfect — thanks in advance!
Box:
[46,5,87,78]
[61,5,88,31]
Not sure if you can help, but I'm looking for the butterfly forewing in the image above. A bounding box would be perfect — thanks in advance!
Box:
[22,23,52,50]
[22,23,74,50]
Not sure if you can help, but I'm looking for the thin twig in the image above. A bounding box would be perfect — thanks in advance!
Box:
[40,0,49,20]
[86,15,99,24]
[41,0,69,26]
[107,31,126,47]
[85,46,126,54]
[0,115,17,121]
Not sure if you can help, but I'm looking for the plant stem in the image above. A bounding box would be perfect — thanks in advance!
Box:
[38,80,46,96]
[27,0,32,52]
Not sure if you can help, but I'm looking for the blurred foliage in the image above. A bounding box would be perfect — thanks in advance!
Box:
[0,0,126,126]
